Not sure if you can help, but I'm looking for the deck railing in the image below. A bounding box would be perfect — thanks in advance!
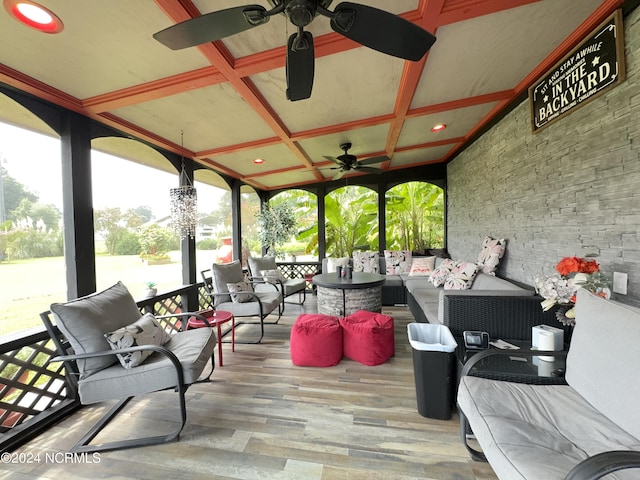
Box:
[0,283,210,452]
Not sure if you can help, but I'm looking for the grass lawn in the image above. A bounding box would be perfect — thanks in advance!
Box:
[0,250,219,337]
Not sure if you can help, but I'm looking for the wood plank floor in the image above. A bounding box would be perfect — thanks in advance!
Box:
[5,298,498,480]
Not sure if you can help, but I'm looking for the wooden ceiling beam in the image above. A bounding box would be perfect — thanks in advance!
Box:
[82,67,226,113]
[383,0,447,168]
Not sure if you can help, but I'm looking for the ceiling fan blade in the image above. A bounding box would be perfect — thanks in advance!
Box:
[323,155,342,165]
[357,166,383,174]
[358,155,389,166]
[332,170,345,180]
[286,31,315,101]
[153,5,268,50]
[329,2,436,61]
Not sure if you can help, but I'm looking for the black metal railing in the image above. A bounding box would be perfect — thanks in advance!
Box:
[0,283,209,452]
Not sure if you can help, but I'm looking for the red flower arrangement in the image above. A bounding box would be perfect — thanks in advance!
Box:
[555,256,600,276]
[535,256,609,326]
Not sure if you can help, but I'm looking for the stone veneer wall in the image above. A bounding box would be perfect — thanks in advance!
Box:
[446,7,640,305]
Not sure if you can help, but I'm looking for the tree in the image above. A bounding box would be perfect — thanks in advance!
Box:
[139,224,173,258]
[298,187,378,257]
[256,201,296,256]
[11,198,60,231]
[94,207,127,255]
[0,168,37,221]
[385,182,444,250]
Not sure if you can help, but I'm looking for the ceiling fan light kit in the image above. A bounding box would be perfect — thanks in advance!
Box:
[153,0,436,101]
[322,142,388,180]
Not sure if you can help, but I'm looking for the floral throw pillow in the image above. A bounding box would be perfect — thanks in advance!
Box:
[353,251,380,273]
[477,236,506,275]
[227,281,254,303]
[408,256,436,276]
[429,258,456,287]
[260,269,285,284]
[384,250,412,275]
[104,313,171,369]
[444,261,479,290]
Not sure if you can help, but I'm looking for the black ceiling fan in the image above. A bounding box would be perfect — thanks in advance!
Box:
[323,142,388,180]
[153,1,436,101]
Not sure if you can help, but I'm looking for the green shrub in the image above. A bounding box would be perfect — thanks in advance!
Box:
[114,231,141,255]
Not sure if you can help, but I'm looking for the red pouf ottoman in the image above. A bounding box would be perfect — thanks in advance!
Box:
[290,314,343,367]
[340,310,395,366]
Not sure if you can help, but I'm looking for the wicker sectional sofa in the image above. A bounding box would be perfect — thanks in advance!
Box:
[405,260,560,339]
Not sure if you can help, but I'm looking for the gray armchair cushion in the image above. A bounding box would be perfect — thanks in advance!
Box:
[247,256,277,277]
[50,281,143,377]
[211,261,244,305]
[78,327,216,404]
[214,291,282,318]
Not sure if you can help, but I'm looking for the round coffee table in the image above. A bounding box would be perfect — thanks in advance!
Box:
[312,272,385,317]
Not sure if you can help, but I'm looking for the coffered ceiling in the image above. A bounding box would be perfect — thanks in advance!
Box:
[0,0,624,191]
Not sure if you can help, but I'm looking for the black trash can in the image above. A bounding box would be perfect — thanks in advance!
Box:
[407,322,458,420]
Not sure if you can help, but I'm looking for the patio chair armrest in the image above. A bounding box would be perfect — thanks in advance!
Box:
[49,345,185,384]
[247,276,282,291]
[156,312,213,328]
[206,290,267,304]
[565,450,640,480]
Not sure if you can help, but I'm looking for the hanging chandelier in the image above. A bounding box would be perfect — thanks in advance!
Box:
[170,132,197,238]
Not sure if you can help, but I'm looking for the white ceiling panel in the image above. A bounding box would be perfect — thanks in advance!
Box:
[111,83,275,151]
[413,0,605,107]
[251,47,405,132]
[397,102,499,148]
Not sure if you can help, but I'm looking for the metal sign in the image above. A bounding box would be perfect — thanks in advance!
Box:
[529,10,625,133]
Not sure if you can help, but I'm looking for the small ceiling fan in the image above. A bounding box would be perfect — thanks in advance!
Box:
[153,1,436,101]
[322,142,388,180]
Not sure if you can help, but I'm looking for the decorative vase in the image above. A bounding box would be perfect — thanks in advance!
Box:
[144,287,157,298]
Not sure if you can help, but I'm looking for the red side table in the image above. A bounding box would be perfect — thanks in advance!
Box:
[187,310,235,367]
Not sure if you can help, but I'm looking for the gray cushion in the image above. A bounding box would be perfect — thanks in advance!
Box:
[78,327,216,404]
[213,291,281,317]
[50,281,142,377]
[568,289,640,440]
[283,278,306,297]
[247,256,277,277]
[458,376,640,480]
[211,261,244,305]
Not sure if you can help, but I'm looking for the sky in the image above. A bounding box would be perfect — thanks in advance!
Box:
[0,121,225,220]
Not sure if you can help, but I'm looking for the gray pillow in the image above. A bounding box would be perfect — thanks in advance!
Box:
[50,281,142,377]
[211,261,244,305]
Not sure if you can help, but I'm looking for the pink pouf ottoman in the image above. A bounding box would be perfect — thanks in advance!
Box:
[290,314,343,367]
[340,310,395,366]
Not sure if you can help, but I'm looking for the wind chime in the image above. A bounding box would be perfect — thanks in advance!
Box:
[169,131,197,238]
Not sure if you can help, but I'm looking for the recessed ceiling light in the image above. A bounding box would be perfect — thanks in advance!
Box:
[4,0,64,33]
[253,158,265,164]
[431,124,447,132]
